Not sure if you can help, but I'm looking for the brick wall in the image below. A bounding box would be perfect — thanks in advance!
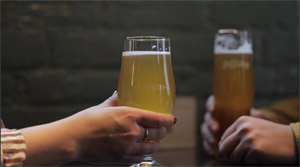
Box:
[1,1,299,141]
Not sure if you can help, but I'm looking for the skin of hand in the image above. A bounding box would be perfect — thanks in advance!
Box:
[201,95,264,156]
[21,92,176,165]
[219,116,298,165]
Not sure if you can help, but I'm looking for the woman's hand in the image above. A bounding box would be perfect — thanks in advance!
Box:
[21,92,175,165]
[70,94,176,163]
[219,116,298,165]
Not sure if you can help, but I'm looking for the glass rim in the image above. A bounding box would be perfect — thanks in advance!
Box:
[217,29,248,34]
[126,36,169,41]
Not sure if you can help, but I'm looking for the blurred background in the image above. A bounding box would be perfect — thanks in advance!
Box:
[1,0,299,156]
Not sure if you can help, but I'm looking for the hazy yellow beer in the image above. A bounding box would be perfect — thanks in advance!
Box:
[118,36,175,166]
[213,30,254,139]
[118,51,176,114]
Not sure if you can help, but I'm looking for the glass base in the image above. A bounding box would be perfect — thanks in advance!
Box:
[130,155,160,167]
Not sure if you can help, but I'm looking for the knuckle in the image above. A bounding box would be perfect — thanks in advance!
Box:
[245,133,256,143]
[125,113,136,121]
[239,123,252,134]
[237,115,250,123]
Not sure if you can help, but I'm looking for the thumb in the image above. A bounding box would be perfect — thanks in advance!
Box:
[99,90,118,107]
[250,108,264,119]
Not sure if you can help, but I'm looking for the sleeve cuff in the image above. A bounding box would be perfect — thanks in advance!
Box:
[1,128,27,167]
[290,122,300,161]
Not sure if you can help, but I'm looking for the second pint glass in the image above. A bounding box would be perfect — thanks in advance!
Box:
[213,29,254,140]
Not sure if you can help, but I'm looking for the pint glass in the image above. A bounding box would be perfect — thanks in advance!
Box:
[213,29,254,139]
[118,36,176,167]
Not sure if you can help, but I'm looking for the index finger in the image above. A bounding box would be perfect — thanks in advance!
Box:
[136,109,175,128]
[206,95,215,113]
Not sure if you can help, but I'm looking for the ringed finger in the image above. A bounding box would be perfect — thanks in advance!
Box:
[138,126,167,142]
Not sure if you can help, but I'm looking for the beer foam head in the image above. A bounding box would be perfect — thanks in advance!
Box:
[122,51,171,56]
[214,33,253,54]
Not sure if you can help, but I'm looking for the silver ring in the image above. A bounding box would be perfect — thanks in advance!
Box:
[143,127,149,141]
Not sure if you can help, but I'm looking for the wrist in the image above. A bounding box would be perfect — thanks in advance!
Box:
[61,111,91,162]
[56,117,81,163]
[20,118,80,165]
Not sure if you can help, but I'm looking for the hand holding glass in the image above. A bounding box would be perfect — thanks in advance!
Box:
[213,29,254,140]
[118,36,176,167]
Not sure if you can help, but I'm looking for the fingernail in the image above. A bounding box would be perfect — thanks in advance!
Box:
[174,117,177,124]
[112,90,118,96]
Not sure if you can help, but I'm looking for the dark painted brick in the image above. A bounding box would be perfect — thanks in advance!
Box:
[1,73,17,96]
[2,2,105,29]
[104,1,208,30]
[174,66,213,96]
[24,69,119,105]
[1,105,89,128]
[265,32,299,64]
[171,31,215,65]
[209,1,298,30]
[52,29,124,67]
[1,33,49,69]
[276,65,299,95]
[254,66,277,96]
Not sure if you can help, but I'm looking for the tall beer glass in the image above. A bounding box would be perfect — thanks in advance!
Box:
[213,29,254,140]
[118,36,176,167]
